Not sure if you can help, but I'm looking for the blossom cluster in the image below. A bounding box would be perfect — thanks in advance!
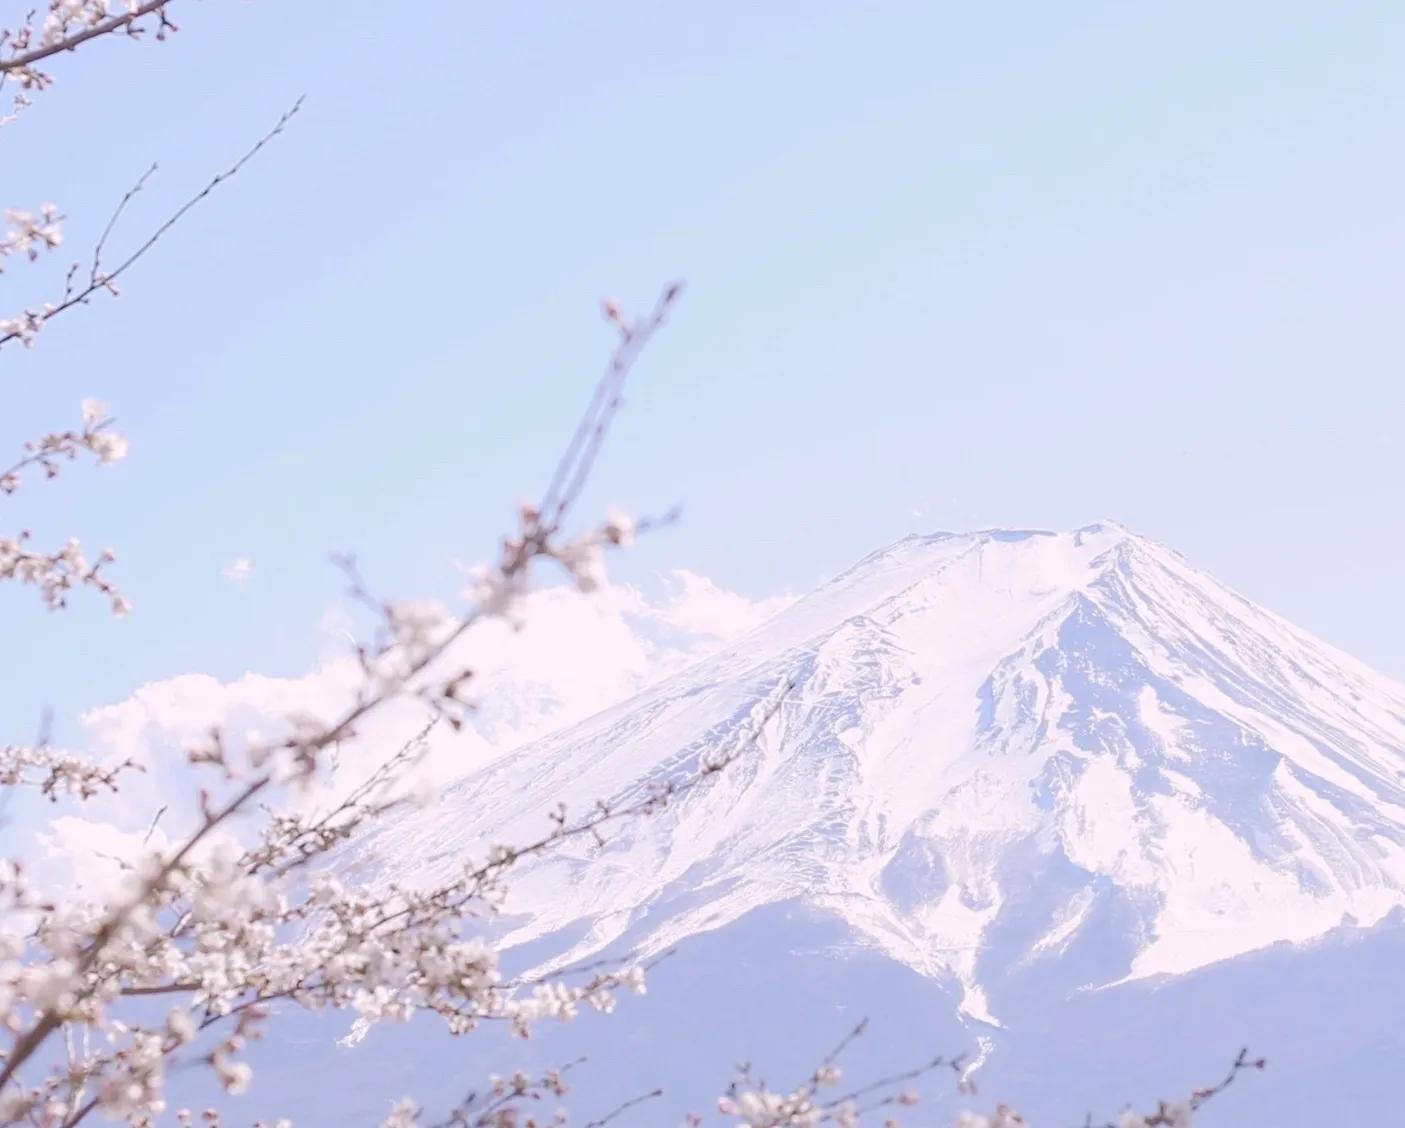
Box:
[956,1109,1025,1128]
[1,205,62,265]
[0,399,130,611]
[2,399,129,495]
[1109,1106,1192,1128]
[380,1064,576,1128]
[0,308,48,346]
[0,532,129,613]
[0,204,65,343]
[33,1,169,51]
[0,742,137,800]
[697,1027,940,1128]
[0,762,652,1127]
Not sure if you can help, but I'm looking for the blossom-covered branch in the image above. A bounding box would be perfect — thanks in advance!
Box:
[0,742,137,802]
[0,2,177,123]
[2,399,127,494]
[0,399,129,610]
[0,205,63,266]
[0,532,126,612]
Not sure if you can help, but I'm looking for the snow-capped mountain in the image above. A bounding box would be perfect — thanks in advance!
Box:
[359,521,1405,1033]
[209,521,1405,1126]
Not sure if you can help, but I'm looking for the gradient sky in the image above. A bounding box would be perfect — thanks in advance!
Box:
[4,1,1405,744]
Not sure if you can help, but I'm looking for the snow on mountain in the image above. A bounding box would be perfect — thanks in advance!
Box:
[354,521,1405,1031]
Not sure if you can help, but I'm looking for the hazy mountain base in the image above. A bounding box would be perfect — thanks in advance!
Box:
[163,901,1405,1126]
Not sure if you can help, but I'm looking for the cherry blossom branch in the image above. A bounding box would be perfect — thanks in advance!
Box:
[825,1052,966,1114]
[2,400,127,495]
[0,2,180,134]
[0,776,269,1096]
[0,400,129,614]
[0,532,127,612]
[0,2,175,81]
[391,1059,587,1128]
[0,204,63,268]
[0,743,139,801]
[580,1087,664,1128]
[708,1019,948,1128]
[1076,1047,1267,1128]
[1,98,302,353]
[539,284,683,533]
[245,719,440,877]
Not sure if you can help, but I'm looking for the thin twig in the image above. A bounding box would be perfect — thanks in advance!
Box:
[1,97,304,353]
[581,1088,664,1128]
[539,282,683,530]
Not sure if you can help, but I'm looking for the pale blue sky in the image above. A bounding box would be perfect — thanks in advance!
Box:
[4,1,1405,741]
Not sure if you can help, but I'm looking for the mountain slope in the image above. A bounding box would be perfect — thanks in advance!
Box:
[356,521,1405,1031]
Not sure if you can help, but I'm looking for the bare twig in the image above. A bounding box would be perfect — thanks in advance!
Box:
[538,282,684,531]
[141,805,167,845]
[1,97,303,353]
[581,1087,664,1128]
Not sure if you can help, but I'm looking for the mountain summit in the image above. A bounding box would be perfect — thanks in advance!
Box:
[362,523,1405,1029]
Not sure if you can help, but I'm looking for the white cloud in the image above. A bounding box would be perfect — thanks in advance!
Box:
[38,571,793,891]
[37,816,176,898]
[223,557,253,584]
[660,570,795,640]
